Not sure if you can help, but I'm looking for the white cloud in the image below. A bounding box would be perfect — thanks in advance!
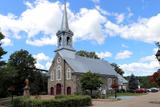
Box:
[0,0,106,46]
[114,13,125,24]
[115,50,133,60]
[121,55,159,76]
[1,37,12,46]
[96,51,112,59]
[105,13,160,43]
[92,0,100,4]
[33,52,52,70]
[121,44,128,48]
[33,52,49,62]
[71,8,106,44]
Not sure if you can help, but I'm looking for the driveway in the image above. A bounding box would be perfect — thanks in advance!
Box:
[91,92,160,107]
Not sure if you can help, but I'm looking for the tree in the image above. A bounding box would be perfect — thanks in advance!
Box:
[150,69,160,87]
[0,32,7,67]
[7,49,48,95]
[76,50,100,59]
[128,74,139,91]
[80,71,103,97]
[111,63,124,75]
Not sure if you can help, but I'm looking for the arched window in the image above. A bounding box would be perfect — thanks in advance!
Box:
[107,78,112,90]
[66,68,71,80]
[67,37,70,46]
[56,65,61,80]
[59,37,62,46]
[51,71,54,81]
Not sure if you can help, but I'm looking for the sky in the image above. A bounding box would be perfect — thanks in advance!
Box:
[0,0,160,76]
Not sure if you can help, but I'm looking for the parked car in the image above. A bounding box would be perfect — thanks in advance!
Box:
[150,88,159,92]
[146,89,151,92]
[135,88,147,93]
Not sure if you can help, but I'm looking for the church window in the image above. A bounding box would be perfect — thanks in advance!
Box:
[51,71,54,81]
[67,37,70,45]
[66,68,71,80]
[59,37,62,46]
[56,65,62,80]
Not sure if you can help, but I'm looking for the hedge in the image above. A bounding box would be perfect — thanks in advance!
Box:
[12,95,92,107]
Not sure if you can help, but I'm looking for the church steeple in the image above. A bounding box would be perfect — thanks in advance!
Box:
[61,1,69,31]
[55,0,75,52]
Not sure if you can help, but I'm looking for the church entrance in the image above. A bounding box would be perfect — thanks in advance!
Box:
[50,87,54,95]
[56,84,62,95]
[67,87,71,95]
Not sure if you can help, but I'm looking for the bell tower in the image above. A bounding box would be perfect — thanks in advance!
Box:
[55,1,75,52]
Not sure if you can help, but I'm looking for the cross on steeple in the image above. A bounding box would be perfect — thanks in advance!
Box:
[55,0,75,52]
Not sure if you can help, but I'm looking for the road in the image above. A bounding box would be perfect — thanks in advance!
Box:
[91,92,160,107]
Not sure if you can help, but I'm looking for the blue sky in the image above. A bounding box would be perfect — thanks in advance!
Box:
[0,0,159,76]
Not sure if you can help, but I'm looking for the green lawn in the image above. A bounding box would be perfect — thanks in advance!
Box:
[116,92,147,96]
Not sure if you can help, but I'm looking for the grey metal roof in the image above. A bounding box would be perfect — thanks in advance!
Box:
[117,74,128,84]
[58,50,118,76]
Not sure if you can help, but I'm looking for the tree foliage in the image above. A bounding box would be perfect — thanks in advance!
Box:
[150,69,160,87]
[0,49,48,97]
[111,63,124,75]
[80,71,103,97]
[76,50,100,59]
[138,76,157,88]
[128,74,139,91]
[0,32,7,67]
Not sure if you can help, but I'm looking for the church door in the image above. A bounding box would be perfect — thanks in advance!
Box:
[67,87,71,95]
[56,84,62,95]
[50,87,54,95]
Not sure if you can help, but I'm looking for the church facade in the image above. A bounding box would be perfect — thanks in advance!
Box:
[48,2,119,95]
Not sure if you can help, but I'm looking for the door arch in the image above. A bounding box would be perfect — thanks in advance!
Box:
[56,84,62,95]
[50,87,54,95]
[67,87,71,95]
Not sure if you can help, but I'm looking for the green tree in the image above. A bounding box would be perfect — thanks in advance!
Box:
[0,32,7,67]
[80,71,103,97]
[7,49,48,95]
[128,74,139,91]
[111,63,124,75]
[76,50,100,59]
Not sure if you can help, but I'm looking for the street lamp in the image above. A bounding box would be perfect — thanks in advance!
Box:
[155,42,160,64]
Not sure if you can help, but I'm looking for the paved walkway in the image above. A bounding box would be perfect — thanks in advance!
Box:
[91,92,160,107]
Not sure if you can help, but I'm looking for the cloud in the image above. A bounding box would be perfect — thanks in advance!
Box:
[33,52,49,62]
[1,37,12,46]
[105,13,160,43]
[115,50,133,60]
[121,44,128,48]
[33,52,51,70]
[92,0,100,4]
[120,55,159,76]
[114,13,125,24]
[96,51,112,59]
[0,0,106,46]
[71,8,106,44]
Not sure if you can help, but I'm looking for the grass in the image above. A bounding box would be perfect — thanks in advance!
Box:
[116,92,147,96]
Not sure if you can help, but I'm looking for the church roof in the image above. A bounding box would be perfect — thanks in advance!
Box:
[58,50,118,77]
[117,74,128,84]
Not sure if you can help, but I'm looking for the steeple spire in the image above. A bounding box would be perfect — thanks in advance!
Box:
[55,0,75,52]
[61,0,69,31]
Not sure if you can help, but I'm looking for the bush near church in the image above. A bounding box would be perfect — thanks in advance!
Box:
[13,95,92,107]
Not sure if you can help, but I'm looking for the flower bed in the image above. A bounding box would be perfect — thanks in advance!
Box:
[13,95,92,107]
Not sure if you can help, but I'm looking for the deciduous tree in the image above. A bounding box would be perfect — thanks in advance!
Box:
[80,71,103,97]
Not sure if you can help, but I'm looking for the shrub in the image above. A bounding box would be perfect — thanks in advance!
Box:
[12,95,92,107]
